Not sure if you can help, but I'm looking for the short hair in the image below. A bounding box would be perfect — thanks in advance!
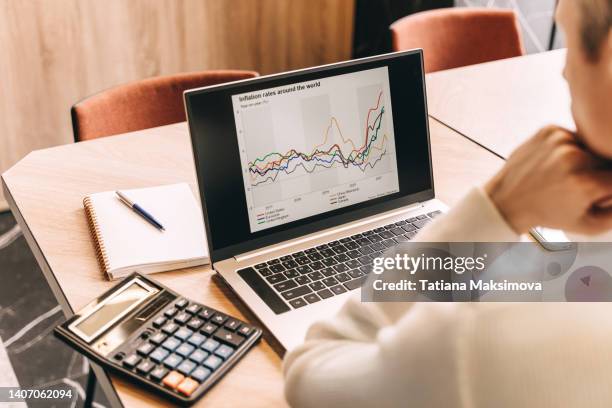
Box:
[580,0,612,61]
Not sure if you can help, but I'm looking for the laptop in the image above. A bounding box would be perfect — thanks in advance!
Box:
[184,49,446,351]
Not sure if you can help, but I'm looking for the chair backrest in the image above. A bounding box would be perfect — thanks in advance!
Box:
[71,70,258,141]
[390,8,524,73]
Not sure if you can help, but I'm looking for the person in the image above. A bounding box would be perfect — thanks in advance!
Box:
[283,0,612,407]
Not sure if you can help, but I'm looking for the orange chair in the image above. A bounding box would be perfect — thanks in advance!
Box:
[390,8,524,73]
[71,70,258,141]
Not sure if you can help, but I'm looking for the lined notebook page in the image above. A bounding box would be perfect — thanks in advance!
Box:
[85,183,208,279]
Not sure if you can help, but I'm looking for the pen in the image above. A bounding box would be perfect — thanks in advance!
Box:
[115,190,165,231]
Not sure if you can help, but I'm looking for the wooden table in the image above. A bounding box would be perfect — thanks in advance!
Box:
[427,49,575,159]
[2,118,503,407]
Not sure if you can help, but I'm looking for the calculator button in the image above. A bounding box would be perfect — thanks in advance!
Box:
[201,338,220,353]
[198,308,214,320]
[149,347,170,364]
[136,360,155,375]
[164,307,178,318]
[187,332,206,347]
[187,317,204,331]
[177,377,200,397]
[203,354,223,371]
[213,328,245,348]
[200,322,218,335]
[211,313,228,325]
[152,316,167,328]
[188,349,208,364]
[161,322,179,335]
[149,332,167,345]
[122,354,141,369]
[174,312,191,325]
[136,342,155,356]
[163,353,183,369]
[113,352,125,361]
[185,304,202,315]
[214,344,234,360]
[176,358,196,376]
[174,327,193,342]
[237,325,255,337]
[254,262,267,269]
[175,343,195,358]
[224,318,241,331]
[162,337,181,351]
[162,370,184,389]
[175,298,189,309]
[149,366,168,382]
[190,366,211,383]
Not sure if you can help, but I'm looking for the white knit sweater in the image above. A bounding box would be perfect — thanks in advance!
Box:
[283,188,612,408]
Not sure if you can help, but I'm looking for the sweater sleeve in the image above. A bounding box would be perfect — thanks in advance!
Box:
[283,187,519,408]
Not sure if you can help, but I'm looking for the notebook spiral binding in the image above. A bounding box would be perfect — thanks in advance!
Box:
[83,196,111,275]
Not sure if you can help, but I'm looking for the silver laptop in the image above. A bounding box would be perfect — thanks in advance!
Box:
[184,49,446,352]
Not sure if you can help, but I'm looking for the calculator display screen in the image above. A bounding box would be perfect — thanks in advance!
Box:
[74,282,152,340]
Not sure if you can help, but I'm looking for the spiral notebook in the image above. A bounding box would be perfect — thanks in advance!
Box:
[83,183,209,280]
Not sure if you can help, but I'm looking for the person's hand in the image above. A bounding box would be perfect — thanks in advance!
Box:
[485,125,612,235]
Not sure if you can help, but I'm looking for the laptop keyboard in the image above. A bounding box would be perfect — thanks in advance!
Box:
[237,210,441,314]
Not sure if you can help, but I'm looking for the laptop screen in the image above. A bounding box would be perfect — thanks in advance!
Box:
[186,50,433,262]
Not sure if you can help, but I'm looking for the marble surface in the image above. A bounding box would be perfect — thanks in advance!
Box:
[457,0,564,54]
[0,212,109,407]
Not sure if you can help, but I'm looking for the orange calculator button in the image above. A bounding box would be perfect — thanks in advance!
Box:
[177,377,199,396]
[162,371,185,389]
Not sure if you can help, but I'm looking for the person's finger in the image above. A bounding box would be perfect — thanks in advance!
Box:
[584,206,612,233]
[577,170,612,202]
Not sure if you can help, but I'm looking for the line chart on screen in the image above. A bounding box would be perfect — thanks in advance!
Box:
[232,66,400,232]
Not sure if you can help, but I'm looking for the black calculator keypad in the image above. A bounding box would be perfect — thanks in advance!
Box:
[111,295,261,403]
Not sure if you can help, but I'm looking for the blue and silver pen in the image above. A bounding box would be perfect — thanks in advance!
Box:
[115,190,165,231]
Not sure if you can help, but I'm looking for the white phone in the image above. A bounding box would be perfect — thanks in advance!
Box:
[530,227,574,251]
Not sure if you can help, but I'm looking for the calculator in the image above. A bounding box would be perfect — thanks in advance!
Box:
[54,273,262,406]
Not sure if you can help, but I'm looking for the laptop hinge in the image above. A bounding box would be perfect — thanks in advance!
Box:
[234,202,425,263]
